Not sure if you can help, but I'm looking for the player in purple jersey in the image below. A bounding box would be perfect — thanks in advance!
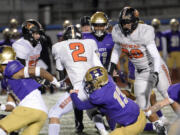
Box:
[0,46,60,135]
[164,18,180,83]
[151,18,167,61]
[83,11,114,69]
[0,28,14,47]
[70,66,146,135]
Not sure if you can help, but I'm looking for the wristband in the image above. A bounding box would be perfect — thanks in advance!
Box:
[0,104,6,111]
[35,67,41,77]
[24,67,30,78]
[6,102,16,108]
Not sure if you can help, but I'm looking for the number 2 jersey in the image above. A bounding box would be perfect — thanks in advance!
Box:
[52,39,103,85]
[71,75,140,129]
[12,37,42,66]
[111,23,164,71]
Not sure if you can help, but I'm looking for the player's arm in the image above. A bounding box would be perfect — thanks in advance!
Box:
[0,93,16,112]
[70,90,96,110]
[108,43,122,76]
[146,97,171,116]
[12,66,60,88]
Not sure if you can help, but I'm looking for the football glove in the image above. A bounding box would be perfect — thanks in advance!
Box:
[149,72,159,88]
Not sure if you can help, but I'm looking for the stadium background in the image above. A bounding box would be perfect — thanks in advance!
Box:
[0,0,180,135]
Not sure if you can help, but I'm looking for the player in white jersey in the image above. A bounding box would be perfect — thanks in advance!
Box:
[48,25,108,135]
[108,7,171,135]
[12,19,43,67]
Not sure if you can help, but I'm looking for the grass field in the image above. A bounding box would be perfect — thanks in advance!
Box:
[0,89,177,135]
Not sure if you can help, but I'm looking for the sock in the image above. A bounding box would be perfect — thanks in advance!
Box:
[0,128,7,135]
[156,110,163,117]
[48,124,60,135]
[144,123,153,131]
[95,122,106,130]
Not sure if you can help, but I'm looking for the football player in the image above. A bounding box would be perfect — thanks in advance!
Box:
[80,16,91,33]
[70,66,146,135]
[108,7,171,135]
[164,18,180,83]
[151,18,167,62]
[12,19,43,67]
[83,11,114,69]
[48,25,108,135]
[0,28,14,46]
[0,46,60,135]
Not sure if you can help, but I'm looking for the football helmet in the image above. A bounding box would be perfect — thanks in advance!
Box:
[84,66,108,94]
[63,25,82,40]
[118,7,139,36]
[0,46,16,65]
[9,18,18,28]
[22,19,43,45]
[90,11,109,37]
[151,18,161,30]
[2,28,11,39]
[80,16,90,26]
[170,18,179,32]
[11,28,20,39]
[63,20,72,29]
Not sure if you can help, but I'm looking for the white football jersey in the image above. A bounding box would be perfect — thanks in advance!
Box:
[52,39,103,85]
[12,37,42,66]
[111,23,164,71]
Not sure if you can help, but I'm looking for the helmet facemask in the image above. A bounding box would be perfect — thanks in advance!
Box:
[90,12,109,38]
[119,7,139,36]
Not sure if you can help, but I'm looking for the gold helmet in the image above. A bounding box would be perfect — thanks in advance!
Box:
[63,20,72,29]
[0,46,16,65]
[84,66,108,94]
[11,28,20,39]
[90,11,109,37]
[2,28,11,39]
[170,18,179,32]
[139,20,144,24]
[151,18,160,30]
[10,18,18,28]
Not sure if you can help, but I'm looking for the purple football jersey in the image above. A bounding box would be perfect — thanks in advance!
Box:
[155,31,165,51]
[71,76,140,129]
[163,30,180,52]
[3,60,41,101]
[83,33,114,69]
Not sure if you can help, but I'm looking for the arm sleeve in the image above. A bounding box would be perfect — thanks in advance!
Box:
[70,93,96,110]
[110,43,121,64]
[146,43,161,73]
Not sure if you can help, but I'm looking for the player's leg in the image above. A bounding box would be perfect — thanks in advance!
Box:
[0,106,47,134]
[73,106,84,133]
[110,110,146,135]
[48,92,73,135]
[21,110,47,135]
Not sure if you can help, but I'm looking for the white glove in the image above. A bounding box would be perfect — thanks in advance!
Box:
[51,77,67,89]
[50,77,60,88]
[149,72,159,88]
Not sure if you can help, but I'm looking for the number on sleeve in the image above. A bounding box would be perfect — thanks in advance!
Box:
[69,43,87,62]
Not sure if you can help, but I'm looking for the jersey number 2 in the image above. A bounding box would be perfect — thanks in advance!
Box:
[69,43,87,62]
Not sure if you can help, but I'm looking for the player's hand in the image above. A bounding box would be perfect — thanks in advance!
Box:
[50,77,61,88]
[149,72,159,88]
[69,90,79,94]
